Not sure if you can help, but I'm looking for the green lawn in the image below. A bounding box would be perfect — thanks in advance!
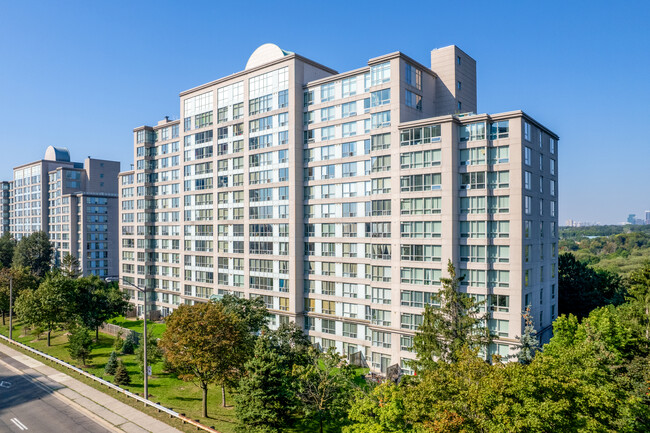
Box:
[0,320,354,433]
[107,316,167,339]
[0,320,238,432]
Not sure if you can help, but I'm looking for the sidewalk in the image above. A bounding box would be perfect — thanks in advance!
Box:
[0,341,182,433]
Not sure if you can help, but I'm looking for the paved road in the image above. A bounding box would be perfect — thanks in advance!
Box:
[0,359,113,433]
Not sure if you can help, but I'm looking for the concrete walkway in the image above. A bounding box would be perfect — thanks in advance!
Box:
[0,342,182,433]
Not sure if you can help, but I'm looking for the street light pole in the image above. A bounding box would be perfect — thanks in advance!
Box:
[106,277,148,400]
[9,274,13,341]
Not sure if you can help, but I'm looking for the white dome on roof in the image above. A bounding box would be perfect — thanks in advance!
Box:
[44,145,70,162]
[245,43,292,70]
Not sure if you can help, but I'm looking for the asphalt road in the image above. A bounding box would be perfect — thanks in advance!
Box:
[0,360,113,433]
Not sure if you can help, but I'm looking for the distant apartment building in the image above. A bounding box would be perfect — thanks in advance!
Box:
[8,146,120,276]
[119,44,559,372]
[0,181,10,235]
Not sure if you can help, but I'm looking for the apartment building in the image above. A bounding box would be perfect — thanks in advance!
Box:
[0,181,10,235]
[8,146,120,277]
[119,44,558,372]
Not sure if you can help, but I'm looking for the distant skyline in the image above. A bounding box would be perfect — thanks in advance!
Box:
[1,0,649,224]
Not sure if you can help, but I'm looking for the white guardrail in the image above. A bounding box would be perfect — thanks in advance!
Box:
[0,333,221,433]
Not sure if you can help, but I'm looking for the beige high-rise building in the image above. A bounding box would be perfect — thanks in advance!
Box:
[119,44,559,372]
[8,146,120,277]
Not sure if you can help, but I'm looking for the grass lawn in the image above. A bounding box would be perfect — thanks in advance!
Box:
[107,316,167,339]
[0,320,355,433]
[0,320,239,432]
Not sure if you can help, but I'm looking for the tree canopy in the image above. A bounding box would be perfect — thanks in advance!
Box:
[12,231,52,277]
[159,302,247,417]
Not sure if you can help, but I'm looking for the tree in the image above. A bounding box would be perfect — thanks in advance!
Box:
[0,232,16,268]
[160,302,246,418]
[235,335,298,433]
[218,293,271,334]
[293,347,355,433]
[74,277,130,340]
[216,294,271,405]
[105,351,118,375]
[413,260,491,369]
[558,252,626,318]
[0,267,37,325]
[114,360,131,386]
[13,231,52,278]
[121,331,139,355]
[516,306,540,365]
[14,274,75,346]
[344,382,411,433]
[60,253,80,278]
[67,324,93,365]
[625,264,650,340]
[135,327,163,376]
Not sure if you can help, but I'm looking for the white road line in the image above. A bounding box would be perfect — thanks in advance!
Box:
[10,417,28,430]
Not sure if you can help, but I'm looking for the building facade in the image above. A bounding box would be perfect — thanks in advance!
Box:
[119,44,559,372]
[7,146,120,277]
[0,181,10,235]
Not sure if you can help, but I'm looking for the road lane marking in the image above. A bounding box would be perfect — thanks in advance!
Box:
[10,418,28,430]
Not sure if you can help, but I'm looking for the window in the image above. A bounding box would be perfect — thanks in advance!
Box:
[525,196,532,215]
[401,313,423,330]
[488,146,509,164]
[321,83,335,102]
[400,125,441,146]
[370,62,391,86]
[460,122,486,141]
[304,91,314,107]
[488,196,509,213]
[278,89,288,108]
[488,171,509,188]
[341,101,356,118]
[489,120,509,139]
[401,244,441,262]
[342,122,357,137]
[460,196,485,214]
[321,126,335,141]
[405,90,422,110]
[489,319,509,337]
[400,267,441,286]
[550,138,556,154]
[525,171,532,190]
[371,111,391,129]
[401,149,441,169]
[321,106,335,122]
[460,221,486,238]
[524,147,532,166]
[371,133,391,150]
[524,122,531,141]
[460,147,486,165]
[342,77,357,97]
[460,172,485,189]
[405,63,422,90]
[371,89,390,107]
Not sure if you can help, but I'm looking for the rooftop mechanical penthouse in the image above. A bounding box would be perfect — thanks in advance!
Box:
[119,43,558,373]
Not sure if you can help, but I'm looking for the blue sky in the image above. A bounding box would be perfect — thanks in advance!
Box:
[0,0,648,224]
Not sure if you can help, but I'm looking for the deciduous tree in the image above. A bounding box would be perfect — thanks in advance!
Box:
[0,232,16,268]
[0,267,36,325]
[293,347,355,433]
[13,231,52,278]
[159,302,246,418]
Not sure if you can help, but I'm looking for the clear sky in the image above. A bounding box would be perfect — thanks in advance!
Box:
[0,0,648,224]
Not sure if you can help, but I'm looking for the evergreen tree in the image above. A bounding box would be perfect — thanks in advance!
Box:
[121,331,139,355]
[413,260,492,370]
[516,306,540,365]
[105,350,118,375]
[67,325,93,365]
[60,253,80,278]
[13,231,52,278]
[235,335,297,433]
[0,232,16,268]
[114,360,131,386]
